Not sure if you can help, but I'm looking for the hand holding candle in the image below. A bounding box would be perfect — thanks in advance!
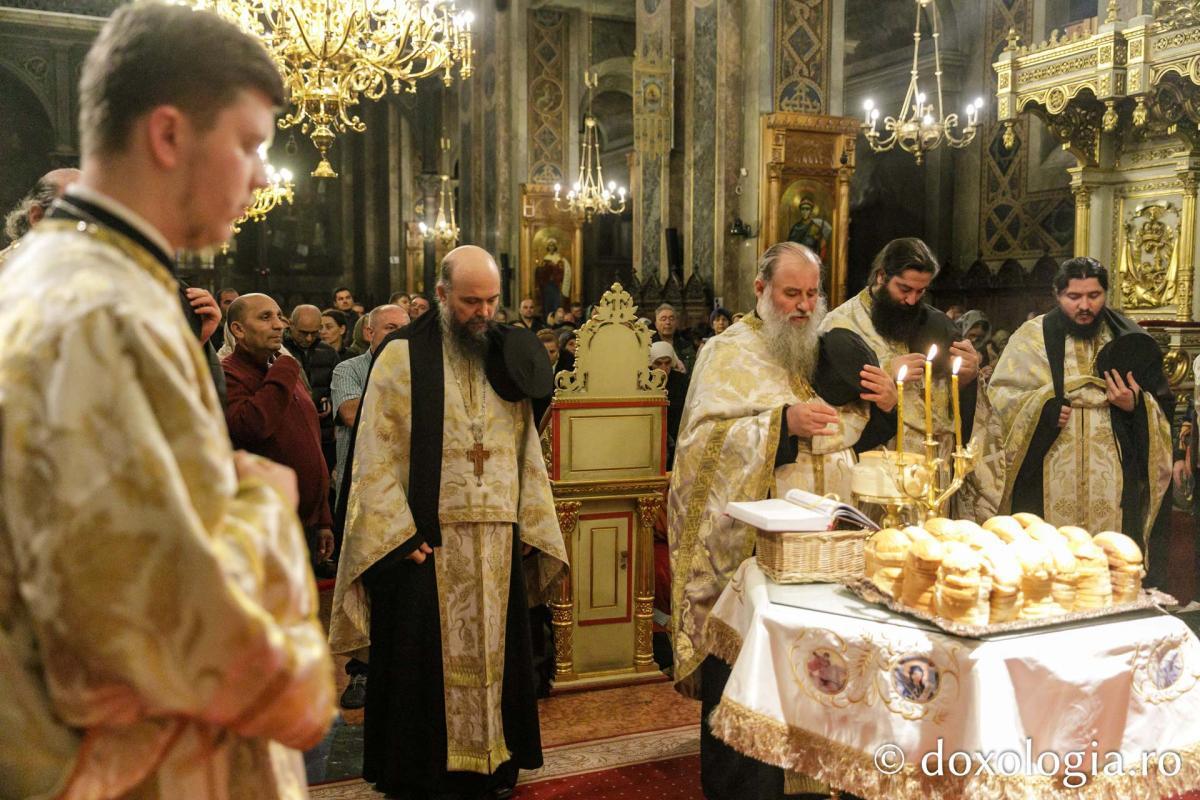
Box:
[951,355,963,451]
[924,345,937,439]
[895,364,908,457]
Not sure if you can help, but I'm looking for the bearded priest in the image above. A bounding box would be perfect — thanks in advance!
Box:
[329,245,569,800]
[668,241,897,800]
[986,257,1173,585]
[820,238,982,498]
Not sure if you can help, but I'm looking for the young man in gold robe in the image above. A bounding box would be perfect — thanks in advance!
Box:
[985,257,1173,583]
[668,242,897,800]
[819,238,982,492]
[330,246,568,799]
[0,4,335,798]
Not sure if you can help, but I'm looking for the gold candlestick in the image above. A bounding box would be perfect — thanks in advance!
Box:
[951,355,963,451]
[895,364,907,457]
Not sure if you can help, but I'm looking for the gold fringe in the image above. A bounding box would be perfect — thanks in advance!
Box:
[446,739,512,775]
[703,615,744,666]
[784,769,829,795]
[708,697,1200,799]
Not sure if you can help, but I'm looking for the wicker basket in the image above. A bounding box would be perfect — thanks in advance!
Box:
[756,528,870,584]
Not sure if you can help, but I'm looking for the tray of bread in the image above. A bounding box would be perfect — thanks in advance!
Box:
[847,512,1177,637]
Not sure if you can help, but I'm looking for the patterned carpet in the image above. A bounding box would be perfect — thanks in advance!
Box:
[310,680,701,798]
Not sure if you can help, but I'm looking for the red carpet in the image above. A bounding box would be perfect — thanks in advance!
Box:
[517,754,700,800]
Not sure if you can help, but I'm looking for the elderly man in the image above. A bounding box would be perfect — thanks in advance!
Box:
[223,293,336,570]
[0,167,80,260]
[0,4,334,797]
[285,303,340,469]
[985,257,1173,584]
[652,303,696,373]
[331,245,567,799]
[669,241,896,800]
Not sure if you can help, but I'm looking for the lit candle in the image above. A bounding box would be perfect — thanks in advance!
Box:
[895,364,908,457]
[924,344,937,439]
[951,356,963,451]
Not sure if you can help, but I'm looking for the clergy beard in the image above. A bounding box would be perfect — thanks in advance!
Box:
[439,302,494,361]
[757,294,826,380]
[1063,310,1104,340]
[869,284,924,344]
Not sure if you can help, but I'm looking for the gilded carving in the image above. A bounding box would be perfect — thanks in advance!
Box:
[634,598,654,666]
[1132,38,1146,59]
[1040,102,1104,167]
[1164,349,1192,388]
[555,283,665,396]
[1014,53,1097,86]
[637,494,663,529]
[1154,0,1200,32]
[555,500,582,535]
[1120,203,1181,309]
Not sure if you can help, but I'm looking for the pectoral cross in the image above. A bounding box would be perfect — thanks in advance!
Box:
[466,439,491,486]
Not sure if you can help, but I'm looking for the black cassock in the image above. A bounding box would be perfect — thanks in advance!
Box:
[336,311,545,798]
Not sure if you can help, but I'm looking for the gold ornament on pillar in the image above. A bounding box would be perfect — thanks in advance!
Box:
[196,0,473,179]
[860,0,983,164]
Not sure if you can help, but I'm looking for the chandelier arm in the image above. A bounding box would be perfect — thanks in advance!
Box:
[898,0,923,123]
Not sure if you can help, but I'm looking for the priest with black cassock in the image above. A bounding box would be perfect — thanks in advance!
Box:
[329,245,568,800]
[984,256,1173,585]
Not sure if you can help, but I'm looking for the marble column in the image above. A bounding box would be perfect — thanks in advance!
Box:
[633,0,673,282]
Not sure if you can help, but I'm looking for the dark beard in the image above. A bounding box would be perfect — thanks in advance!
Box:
[440,304,495,360]
[1064,313,1104,340]
[870,285,924,344]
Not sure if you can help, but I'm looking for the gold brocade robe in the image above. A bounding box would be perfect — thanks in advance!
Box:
[668,315,868,686]
[329,339,568,775]
[0,221,335,800]
[820,288,959,458]
[985,315,1172,540]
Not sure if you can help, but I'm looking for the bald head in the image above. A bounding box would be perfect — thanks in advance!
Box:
[3,167,82,242]
[228,293,287,362]
[436,245,502,331]
[438,245,501,290]
[227,292,273,327]
[291,304,321,327]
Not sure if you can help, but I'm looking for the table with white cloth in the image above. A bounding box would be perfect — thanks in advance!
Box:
[704,558,1200,800]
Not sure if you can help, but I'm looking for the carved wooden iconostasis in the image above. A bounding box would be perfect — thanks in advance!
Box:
[545,282,668,688]
[520,183,584,316]
[759,112,859,306]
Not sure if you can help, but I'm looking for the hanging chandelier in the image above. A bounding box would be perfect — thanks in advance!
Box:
[553,48,627,221]
[419,176,459,246]
[232,154,294,236]
[198,0,473,179]
[859,0,983,164]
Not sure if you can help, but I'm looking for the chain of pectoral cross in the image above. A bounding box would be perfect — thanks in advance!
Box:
[450,351,491,486]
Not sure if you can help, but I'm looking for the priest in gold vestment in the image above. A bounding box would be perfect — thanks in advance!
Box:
[0,5,335,798]
[819,238,982,496]
[330,246,568,799]
[668,242,896,800]
[984,257,1173,584]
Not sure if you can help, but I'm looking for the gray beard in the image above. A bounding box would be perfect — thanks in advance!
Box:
[439,302,490,362]
[757,295,826,380]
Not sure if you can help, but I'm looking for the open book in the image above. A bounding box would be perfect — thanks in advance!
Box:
[725,489,879,532]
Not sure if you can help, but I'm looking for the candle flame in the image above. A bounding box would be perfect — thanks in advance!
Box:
[897,365,908,383]
[927,344,938,361]
[952,355,962,375]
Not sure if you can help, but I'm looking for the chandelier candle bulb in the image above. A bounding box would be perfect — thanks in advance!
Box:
[896,364,908,457]
[952,355,963,451]
[924,344,937,439]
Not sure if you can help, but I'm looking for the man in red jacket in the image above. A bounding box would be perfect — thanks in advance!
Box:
[223,292,335,566]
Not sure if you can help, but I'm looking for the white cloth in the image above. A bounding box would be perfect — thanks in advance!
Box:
[705,559,1200,799]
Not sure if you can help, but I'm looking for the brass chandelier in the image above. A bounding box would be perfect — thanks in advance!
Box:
[419,136,459,247]
[553,9,627,222]
[232,154,294,235]
[198,0,473,178]
[859,0,983,164]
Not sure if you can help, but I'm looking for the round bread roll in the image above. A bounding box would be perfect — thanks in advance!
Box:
[981,545,1023,623]
[983,516,1027,544]
[902,525,936,545]
[964,527,1003,552]
[935,543,987,624]
[1046,539,1078,611]
[1026,522,1067,547]
[1092,531,1143,567]
[1012,512,1045,529]
[1057,526,1093,547]
[899,537,944,612]
[924,517,962,542]
[956,520,989,538]
[1069,540,1113,609]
